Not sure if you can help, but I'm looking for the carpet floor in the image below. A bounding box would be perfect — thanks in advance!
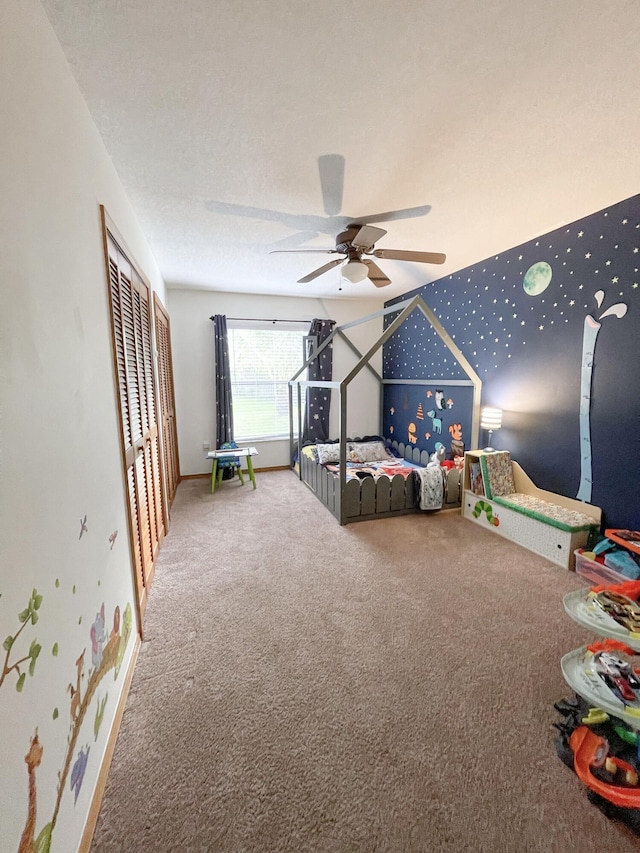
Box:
[91,471,639,852]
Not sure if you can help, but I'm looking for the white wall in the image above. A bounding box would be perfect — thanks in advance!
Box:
[167,289,386,474]
[0,2,165,850]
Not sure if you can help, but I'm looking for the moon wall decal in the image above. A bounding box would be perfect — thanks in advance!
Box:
[523,261,552,296]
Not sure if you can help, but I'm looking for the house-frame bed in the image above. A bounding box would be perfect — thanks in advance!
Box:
[289,295,482,525]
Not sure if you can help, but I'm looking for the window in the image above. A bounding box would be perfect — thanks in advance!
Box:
[227,325,308,441]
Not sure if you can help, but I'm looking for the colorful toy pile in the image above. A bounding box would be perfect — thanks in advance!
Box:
[556,574,640,830]
[576,529,640,584]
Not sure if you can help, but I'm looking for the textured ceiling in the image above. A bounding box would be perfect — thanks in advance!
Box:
[41,0,640,300]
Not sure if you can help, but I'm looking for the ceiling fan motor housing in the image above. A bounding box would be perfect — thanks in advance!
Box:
[336,224,373,253]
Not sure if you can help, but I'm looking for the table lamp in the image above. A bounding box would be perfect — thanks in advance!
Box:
[480,407,502,451]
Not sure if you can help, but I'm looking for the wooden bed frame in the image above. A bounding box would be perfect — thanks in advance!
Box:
[289,295,482,525]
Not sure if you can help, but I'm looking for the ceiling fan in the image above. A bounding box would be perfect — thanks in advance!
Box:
[270,223,446,288]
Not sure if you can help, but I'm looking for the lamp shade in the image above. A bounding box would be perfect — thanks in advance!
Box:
[480,407,502,431]
[342,260,369,283]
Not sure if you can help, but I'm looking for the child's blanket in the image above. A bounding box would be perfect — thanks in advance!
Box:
[325,459,416,482]
[414,466,445,510]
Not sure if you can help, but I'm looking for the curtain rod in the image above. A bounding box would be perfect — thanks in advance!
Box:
[209,316,335,325]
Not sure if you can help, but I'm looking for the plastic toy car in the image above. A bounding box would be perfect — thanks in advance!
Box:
[594,652,640,703]
[592,591,640,633]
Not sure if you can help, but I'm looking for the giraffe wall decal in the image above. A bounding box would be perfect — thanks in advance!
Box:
[17,731,43,853]
[576,290,627,502]
[67,650,85,722]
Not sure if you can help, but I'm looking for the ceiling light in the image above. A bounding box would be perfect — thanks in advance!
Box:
[342,260,369,283]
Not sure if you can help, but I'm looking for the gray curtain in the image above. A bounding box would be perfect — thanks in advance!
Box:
[211,314,234,446]
[303,318,334,443]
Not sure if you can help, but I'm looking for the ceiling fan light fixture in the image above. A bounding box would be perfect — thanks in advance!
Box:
[342,260,369,283]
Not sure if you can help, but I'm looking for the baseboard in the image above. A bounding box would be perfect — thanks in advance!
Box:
[78,633,141,852]
[180,465,290,481]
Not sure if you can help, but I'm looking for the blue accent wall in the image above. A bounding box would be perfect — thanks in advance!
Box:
[385,194,640,530]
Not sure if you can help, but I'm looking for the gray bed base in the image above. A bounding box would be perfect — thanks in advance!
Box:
[298,448,417,524]
[297,440,462,525]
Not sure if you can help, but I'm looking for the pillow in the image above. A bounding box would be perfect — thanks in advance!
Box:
[348,440,392,464]
[316,443,341,465]
[301,445,318,462]
[480,451,515,499]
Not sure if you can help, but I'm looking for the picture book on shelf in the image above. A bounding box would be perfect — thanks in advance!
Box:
[470,462,484,496]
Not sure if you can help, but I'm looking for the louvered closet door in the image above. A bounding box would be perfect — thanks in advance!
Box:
[105,221,165,619]
[154,294,180,507]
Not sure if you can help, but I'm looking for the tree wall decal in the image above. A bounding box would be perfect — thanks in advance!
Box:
[1,589,43,692]
[576,290,627,502]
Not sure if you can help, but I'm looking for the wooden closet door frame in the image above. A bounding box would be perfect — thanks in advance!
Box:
[100,206,166,633]
[153,292,181,510]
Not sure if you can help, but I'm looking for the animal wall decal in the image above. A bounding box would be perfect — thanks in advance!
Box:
[426,411,442,434]
[70,746,90,804]
[576,290,628,502]
[5,593,133,853]
[67,651,85,722]
[78,516,88,540]
[448,423,464,458]
[386,386,466,457]
[17,732,43,853]
[90,605,106,668]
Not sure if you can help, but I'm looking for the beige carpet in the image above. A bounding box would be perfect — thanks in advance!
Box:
[91,471,639,852]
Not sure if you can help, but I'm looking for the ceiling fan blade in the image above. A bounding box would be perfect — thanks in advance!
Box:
[371,248,446,264]
[351,225,387,250]
[270,249,339,254]
[297,258,344,283]
[362,260,391,288]
[317,154,345,216]
[353,205,432,224]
